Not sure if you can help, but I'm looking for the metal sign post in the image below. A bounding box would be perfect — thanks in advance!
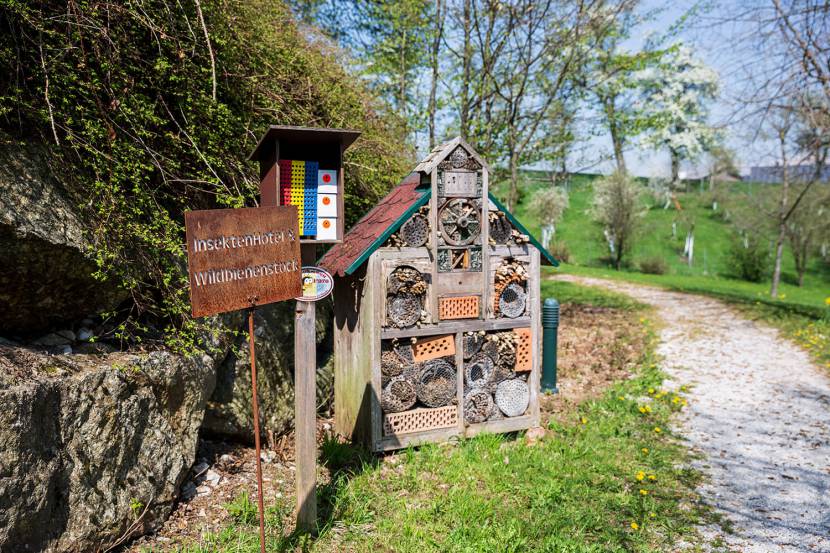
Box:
[248,308,267,553]
[185,206,302,553]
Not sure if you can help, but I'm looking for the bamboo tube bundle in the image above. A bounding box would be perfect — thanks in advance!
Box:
[464,388,494,424]
[416,357,457,408]
[381,378,417,413]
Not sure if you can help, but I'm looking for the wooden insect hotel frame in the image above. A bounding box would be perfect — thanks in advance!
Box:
[319,137,558,451]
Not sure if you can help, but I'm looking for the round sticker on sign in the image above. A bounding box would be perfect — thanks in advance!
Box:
[296,266,334,301]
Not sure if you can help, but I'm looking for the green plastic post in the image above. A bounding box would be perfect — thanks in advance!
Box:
[542,298,559,394]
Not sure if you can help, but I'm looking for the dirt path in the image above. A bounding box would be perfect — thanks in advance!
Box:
[558,275,830,553]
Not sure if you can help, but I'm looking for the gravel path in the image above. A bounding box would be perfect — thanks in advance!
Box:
[558,275,830,552]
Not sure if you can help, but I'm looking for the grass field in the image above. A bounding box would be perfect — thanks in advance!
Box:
[164,283,718,553]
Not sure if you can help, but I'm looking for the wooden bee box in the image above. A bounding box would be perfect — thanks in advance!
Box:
[323,137,556,452]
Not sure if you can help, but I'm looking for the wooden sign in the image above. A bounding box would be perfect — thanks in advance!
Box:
[185,206,302,317]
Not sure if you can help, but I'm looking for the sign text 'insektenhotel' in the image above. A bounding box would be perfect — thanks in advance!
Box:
[185,206,302,317]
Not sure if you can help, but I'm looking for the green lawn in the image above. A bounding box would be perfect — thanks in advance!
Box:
[162,283,718,552]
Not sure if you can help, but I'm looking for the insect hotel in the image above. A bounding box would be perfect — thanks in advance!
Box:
[319,138,558,451]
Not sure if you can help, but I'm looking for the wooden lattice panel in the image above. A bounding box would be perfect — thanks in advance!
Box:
[412,334,456,362]
[513,327,532,372]
[383,406,458,436]
[439,295,480,320]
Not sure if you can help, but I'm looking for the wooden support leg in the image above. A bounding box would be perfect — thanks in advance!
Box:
[295,245,317,532]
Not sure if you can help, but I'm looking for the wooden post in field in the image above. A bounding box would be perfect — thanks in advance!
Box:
[295,244,317,530]
[249,126,361,533]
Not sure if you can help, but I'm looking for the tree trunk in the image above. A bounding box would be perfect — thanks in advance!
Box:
[770,132,790,298]
[770,225,786,297]
[670,149,680,188]
[603,96,626,174]
[508,149,519,212]
[398,30,408,127]
[459,0,472,139]
[615,236,624,270]
[428,0,443,148]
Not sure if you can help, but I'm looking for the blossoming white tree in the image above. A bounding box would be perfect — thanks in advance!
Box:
[638,45,719,187]
[526,186,569,249]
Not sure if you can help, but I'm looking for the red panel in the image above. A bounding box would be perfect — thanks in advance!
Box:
[279,159,292,206]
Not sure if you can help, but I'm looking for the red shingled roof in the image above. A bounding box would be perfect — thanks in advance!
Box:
[319,173,429,277]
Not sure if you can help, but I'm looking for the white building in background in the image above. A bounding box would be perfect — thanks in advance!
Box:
[749,164,830,184]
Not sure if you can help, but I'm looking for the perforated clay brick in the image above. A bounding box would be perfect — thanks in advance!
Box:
[383,405,458,436]
[513,327,532,372]
[412,334,456,362]
[439,295,480,320]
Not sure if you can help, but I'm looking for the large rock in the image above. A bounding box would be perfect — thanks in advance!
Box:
[0,347,215,553]
[203,302,334,440]
[0,139,125,335]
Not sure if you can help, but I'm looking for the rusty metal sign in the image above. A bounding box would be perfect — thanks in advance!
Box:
[185,206,302,317]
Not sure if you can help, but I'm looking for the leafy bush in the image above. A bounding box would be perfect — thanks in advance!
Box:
[590,172,647,269]
[639,257,668,275]
[548,240,571,263]
[527,186,569,227]
[728,234,770,282]
[0,0,410,349]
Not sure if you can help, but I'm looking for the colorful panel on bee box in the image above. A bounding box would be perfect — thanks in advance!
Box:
[318,193,337,217]
[278,160,292,206]
[318,170,337,193]
[303,161,318,236]
[278,160,332,238]
[317,217,337,240]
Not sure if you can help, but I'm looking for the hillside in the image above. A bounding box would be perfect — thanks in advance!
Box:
[496,174,829,314]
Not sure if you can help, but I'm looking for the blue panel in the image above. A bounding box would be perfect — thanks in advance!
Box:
[303,161,319,236]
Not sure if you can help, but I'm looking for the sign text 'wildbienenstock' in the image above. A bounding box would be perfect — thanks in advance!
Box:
[185,206,302,317]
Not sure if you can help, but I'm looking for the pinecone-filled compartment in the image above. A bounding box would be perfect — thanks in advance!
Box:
[487,210,531,246]
[383,263,431,328]
[380,337,460,437]
[383,206,431,248]
[461,329,531,425]
[491,257,529,319]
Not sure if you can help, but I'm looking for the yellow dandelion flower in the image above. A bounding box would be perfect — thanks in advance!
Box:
[824,297,830,306]
[649,512,656,518]
[654,427,662,433]
[641,447,649,454]
[618,396,625,401]
[630,521,639,530]
[648,388,655,395]
[638,406,647,414]
[648,474,656,481]
[639,489,649,496]
[636,471,645,481]
[581,417,588,425]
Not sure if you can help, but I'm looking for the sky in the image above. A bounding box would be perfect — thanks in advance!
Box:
[580,0,780,178]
